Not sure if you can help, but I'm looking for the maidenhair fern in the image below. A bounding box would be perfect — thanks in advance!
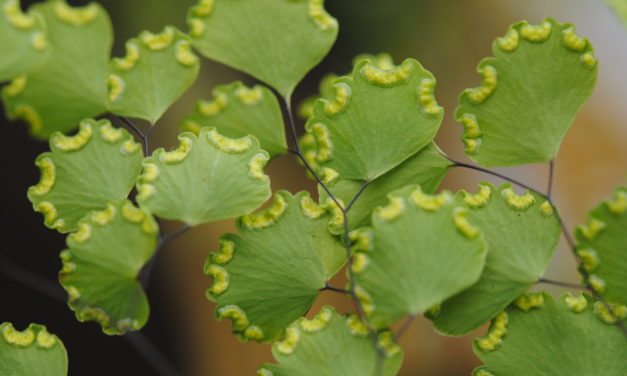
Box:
[1,0,625,375]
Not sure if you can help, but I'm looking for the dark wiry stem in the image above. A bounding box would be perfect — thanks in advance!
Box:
[281,96,387,371]
[446,156,539,193]
[140,224,192,288]
[394,314,416,342]
[320,284,349,294]
[537,278,590,290]
[125,332,181,376]
[548,160,555,200]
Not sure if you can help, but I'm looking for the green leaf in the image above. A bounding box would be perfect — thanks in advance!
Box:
[0,323,68,376]
[575,185,627,306]
[607,0,627,27]
[27,119,143,233]
[136,127,271,225]
[456,18,597,167]
[430,182,561,335]
[186,0,338,97]
[59,200,158,335]
[318,143,451,234]
[0,0,50,81]
[179,81,287,158]
[205,191,345,342]
[473,292,627,376]
[352,186,488,329]
[107,26,200,124]
[258,306,403,376]
[1,0,112,138]
[304,57,443,180]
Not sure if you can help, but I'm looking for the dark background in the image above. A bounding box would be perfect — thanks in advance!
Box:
[2,0,626,375]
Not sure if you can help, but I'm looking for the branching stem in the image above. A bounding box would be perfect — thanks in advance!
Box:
[140,224,192,287]
[537,278,590,290]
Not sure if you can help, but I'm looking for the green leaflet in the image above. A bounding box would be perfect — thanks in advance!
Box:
[473,292,627,376]
[318,143,451,234]
[1,0,112,138]
[136,127,271,226]
[205,191,346,342]
[27,119,143,233]
[575,185,627,306]
[59,200,158,335]
[258,306,403,376]
[304,57,443,180]
[187,0,338,97]
[107,26,200,124]
[0,323,67,376]
[179,81,287,158]
[607,0,627,27]
[0,0,50,81]
[430,182,561,336]
[456,18,597,167]
[352,185,488,329]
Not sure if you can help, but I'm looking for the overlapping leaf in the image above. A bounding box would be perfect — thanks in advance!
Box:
[59,200,158,335]
[607,0,627,27]
[0,0,50,81]
[429,182,561,335]
[179,81,286,158]
[2,0,112,138]
[258,306,403,376]
[107,26,200,123]
[0,323,67,376]
[27,118,143,233]
[352,186,488,329]
[304,57,443,180]
[473,292,627,376]
[205,191,345,342]
[187,0,338,97]
[456,18,597,167]
[318,143,451,234]
[575,185,627,305]
[136,127,271,225]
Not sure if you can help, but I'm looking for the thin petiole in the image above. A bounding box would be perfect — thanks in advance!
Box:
[537,278,589,290]
[140,224,192,287]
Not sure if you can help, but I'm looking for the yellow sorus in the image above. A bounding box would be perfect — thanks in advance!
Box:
[91,204,116,226]
[275,325,301,355]
[30,157,56,196]
[160,137,193,163]
[308,0,337,30]
[53,2,98,26]
[323,83,351,116]
[520,21,552,42]
[497,28,519,51]
[206,264,229,296]
[576,248,599,272]
[606,190,627,214]
[79,307,111,327]
[299,306,333,332]
[417,78,442,115]
[198,93,228,116]
[248,153,269,180]
[562,293,588,313]
[513,292,544,312]
[377,196,405,221]
[459,113,482,139]
[310,123,333,162]
[121,202,145,223]
[240,194,288,229]
[207,129,252,153]
[212,239,235,265]
[463,184,491,209]
[4,75,27,97]
[577,218,606,240]
[453,207,479,239]
[113,42,140,71]
[466,65,497,104]
[53,122,93,152]
[377,331,401,357]
[140,27,174,51]
[4,0,34,29]
[346,314,368,336]
[562,26,586,51]
[581,52,597,70]
[538,200,554,217]
[501,187,535,210]
[360,60,413,86]
[244,326,264,341]
[411,189,450,211]
[587,274,606,293]
[35,329,57,348]
[354,286,375,316]
[107,74,125,102]
[99,122,124,143]
[30,32,47,51]
[351,252,370,273]
[235,85,263,105]
[70,222,92,244]
[175,40,198,67]
[475,312,508,352]
[1,323,35,346]
[593,301,627,324]
[217,305,249,331]
[300,195,325,219]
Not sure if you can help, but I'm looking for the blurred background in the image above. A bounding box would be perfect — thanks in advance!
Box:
[2,0,626,375]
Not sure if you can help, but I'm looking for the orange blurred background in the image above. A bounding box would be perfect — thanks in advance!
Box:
[2,0,626,375]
